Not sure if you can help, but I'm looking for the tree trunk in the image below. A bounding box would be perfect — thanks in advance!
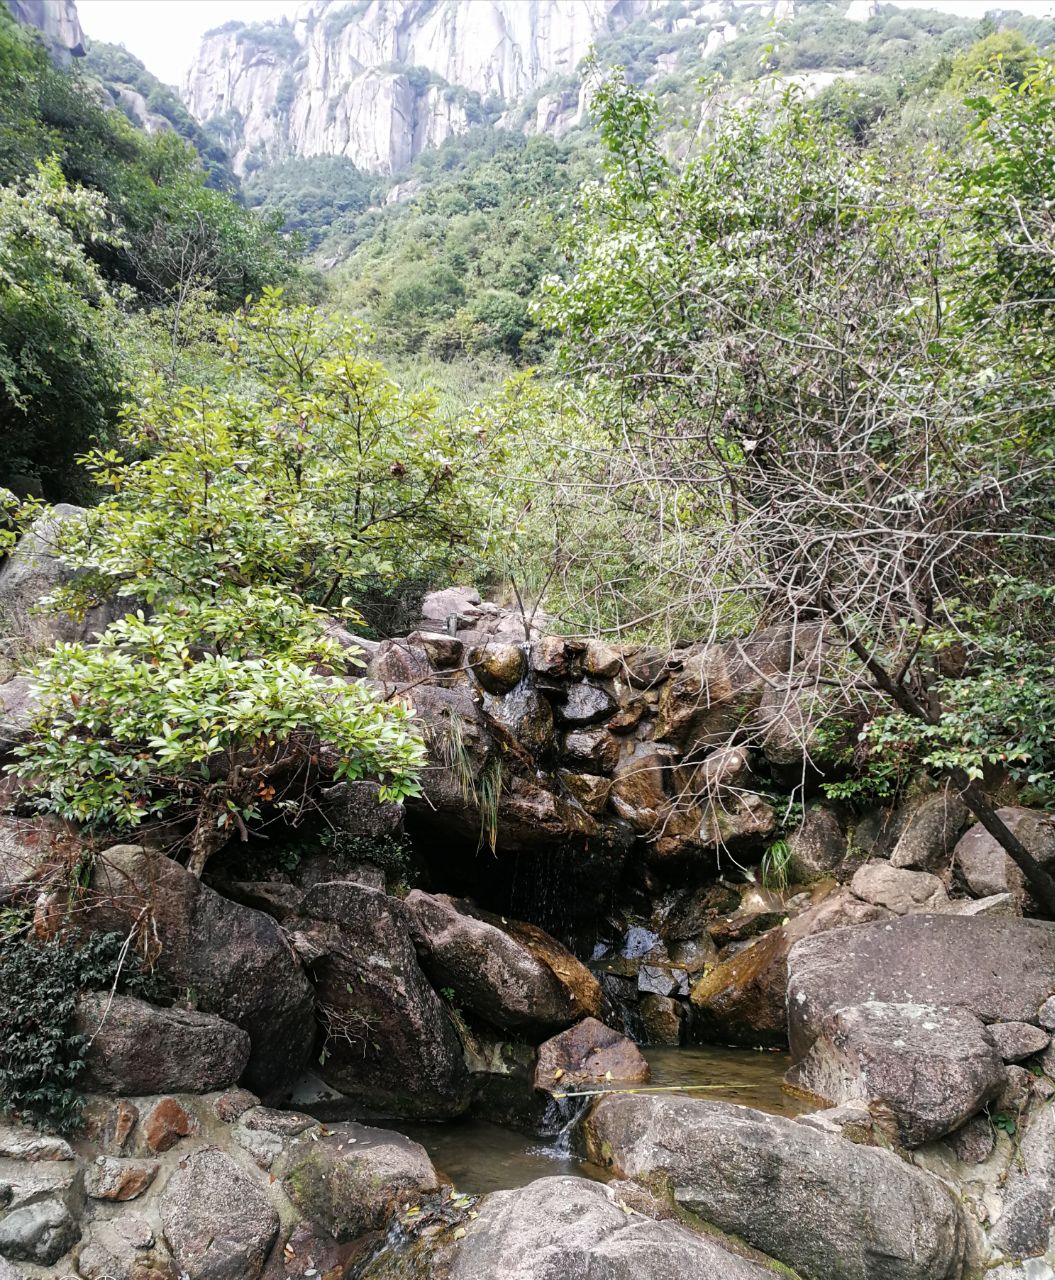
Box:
[953,771,1055,917]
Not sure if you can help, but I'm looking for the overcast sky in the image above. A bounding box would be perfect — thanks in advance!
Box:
[75,0,1055,90]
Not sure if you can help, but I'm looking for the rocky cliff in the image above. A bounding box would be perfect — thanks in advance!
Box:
[181,0,798,177]
[3,0,84,63]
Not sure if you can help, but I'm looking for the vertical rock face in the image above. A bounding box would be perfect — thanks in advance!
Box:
[3,0,85,63]
[181,0,655,175]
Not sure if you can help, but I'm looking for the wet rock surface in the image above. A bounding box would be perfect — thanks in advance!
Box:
[534,1018,650,1092]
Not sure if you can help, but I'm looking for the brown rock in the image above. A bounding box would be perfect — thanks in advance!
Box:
[142,1098,194,1153]
[213,1089,259,1124]
[947,1115,996,1164]
[562,728,620,773]
[0,815,82,906]
[468,643,526,694]
[558,770,610,816]
[530,635,570,677]
[534,1017,650,1093]
[583,640,622,678]
[639,994,685,1046]
[408,630,464,670]
[558,682,618,726]
[691,888,891,1046]
[609,747,666,831]
[85,1157,158,1202]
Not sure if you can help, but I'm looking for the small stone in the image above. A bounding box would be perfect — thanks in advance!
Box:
[0,1198,79,1265]
[583,641,622,678]
[558,770,610,816]
[947,1115,995,1164]
[142,1098,194,1153]
[794,1103,876,1144]
[988,1021,1050,1063]
[0,1124,73,1162]
[530,636,569,676]
[561,728,619,773]
[559,682,618,726]
[102,1100,139,1155]
[112,1216,154,1249]
[949,893,1017,917]
[849,861,949,915]
[997,1065,1032,1114]
[240,1106,316,1136]
[213,1088,259,1124]
[85,1157,157,1202]
[637,964,678,998]
[1039,995,1055,1032]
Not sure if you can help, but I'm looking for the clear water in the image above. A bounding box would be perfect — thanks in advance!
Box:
[392,1045,803,1194]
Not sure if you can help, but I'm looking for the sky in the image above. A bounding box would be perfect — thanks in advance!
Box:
[74,0,1055,90]
[77,0,302,86]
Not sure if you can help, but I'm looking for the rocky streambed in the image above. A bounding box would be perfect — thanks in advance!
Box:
[4,529,1055,1277]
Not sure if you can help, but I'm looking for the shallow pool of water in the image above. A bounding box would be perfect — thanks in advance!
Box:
[392,1044,804,1194]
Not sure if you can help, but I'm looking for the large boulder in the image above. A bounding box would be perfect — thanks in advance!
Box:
[582,1093,971,1280]
[786,914,1055,1060]
[690,888,891,1046]
[533,1018,649,1093]
[159,1148,278,1280]
[785,804,847,883]
[786,1001,1006,1146]
[75,994,250,1095]
[889,788,968,871]
[276,1122,438,1241]
[0,815,82,905]
[404,892,600,1035]
[954,807,1055,907]
[446,1175,782,1280]
[288,880,469,1119]
[83,846,315,1097]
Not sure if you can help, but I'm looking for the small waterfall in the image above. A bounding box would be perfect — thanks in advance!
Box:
[531,1091,593,1156]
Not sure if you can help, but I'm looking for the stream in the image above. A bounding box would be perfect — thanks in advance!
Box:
[394,1044,805,1194]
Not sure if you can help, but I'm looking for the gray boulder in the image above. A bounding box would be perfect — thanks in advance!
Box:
[76,994,250,1095]
[0,1198,79,1266]
[448,1175,781,1280]
[583,1093,970,1280]
[989,1021,1051,1063]
[849,861,950,914]
[786,914,1055,1060]
[404,891,599,1035]
[889,789,968,871]
[786,1001,1006,1146]
[288,880,469,1118]
[276,1121,438,1241]
[84,846,315,1097]
[159,1147,278,1280]
[954,807,1055,907]
[785,804,847,883]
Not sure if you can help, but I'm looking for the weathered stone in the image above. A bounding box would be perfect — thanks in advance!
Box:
[76,994,250,1095]
[0,1198,79,1266]
[999,1064,1033,1115]
[950,892,1017,917]
[990,1022,1051,1063]
[793,1102,877,1144]
[583,1093,969,1280]
[608,747,666,831]
[534,1018,649,1092]
[558,770,610,815]
[84,846,315,1096]
[561,727,619,773]
[637,964,678,997]
[947,1114,996,1164]
[213,1090,258,1124]
[484,683,554,759]
[142,1098,194,1154]
[786,1001,1006,1146]
[987,1102,1055,1260]
[277,1122,438,1241]
[468,643,526,694]
[785,804,847,883]
[638,994,684,1046]
[405,891,599,1035]
[369,638,430,683]
[755,681,854,783]
[316,779,403,841]
[691,888,891,1047]
[76,1218,178,1280]
[91,1100,139,1155]
[0,815,81,905]
[849,861,950,915]
[786,914,1055,1061]
[558,682,617,726]
[530,634,570,677]
[1040,995,1055,1032]
[214,879,305,921]
[955,806,1055,906]
[693,792,776,857]
[408,630,464,669]
[0,1125,72,1163]
[84,1158,157,1202]
[159,1148,278,1280]
[447,1175,780,1280]
[583,640,622,679]
[289,880,469,1118]
[889,788,968,871]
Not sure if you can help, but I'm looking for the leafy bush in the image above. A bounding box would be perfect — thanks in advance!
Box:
[0,929,157,1133]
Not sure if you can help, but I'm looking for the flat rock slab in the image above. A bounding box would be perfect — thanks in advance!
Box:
[583,1093,969,1280]
[448,1175,781,1280]
[786,1001,1006,1146]
[786,914,1055,1059]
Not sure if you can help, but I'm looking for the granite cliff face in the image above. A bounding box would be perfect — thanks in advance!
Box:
[3,0,84,62]
[182,0,658,176]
